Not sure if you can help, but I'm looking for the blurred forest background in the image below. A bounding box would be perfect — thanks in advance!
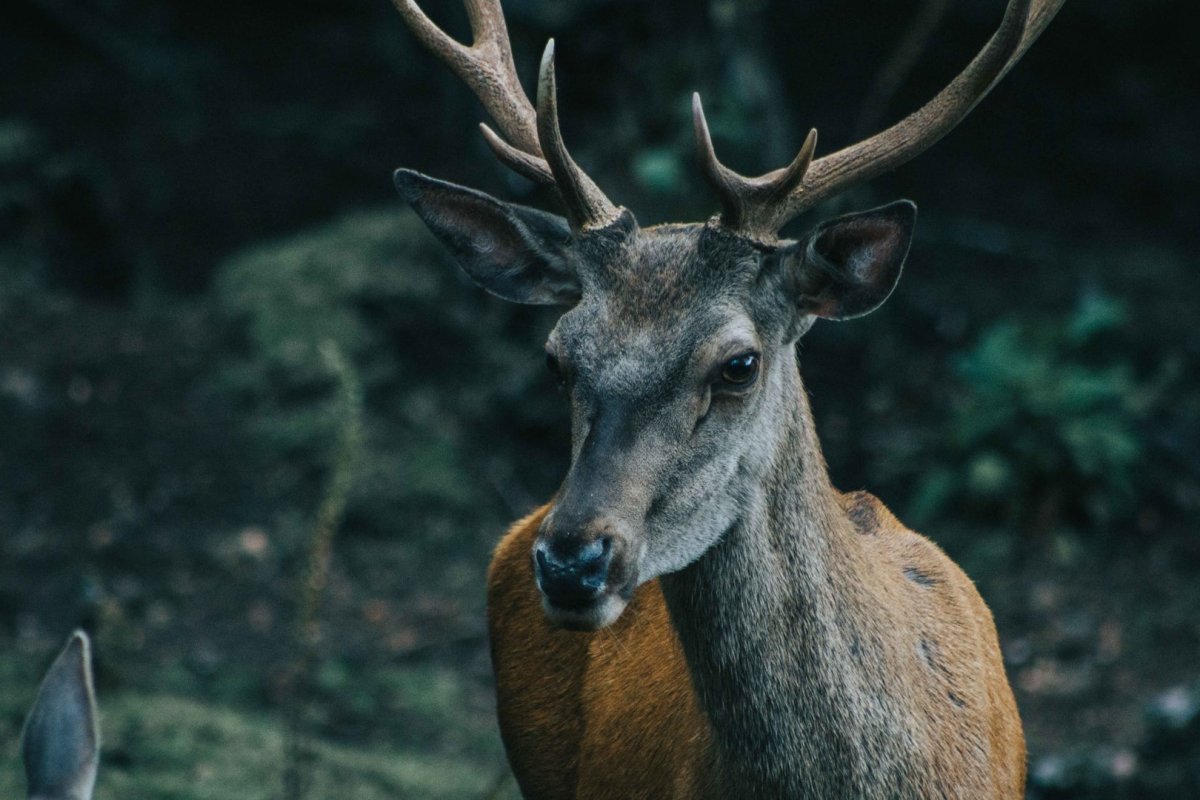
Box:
[1,0,1197,797]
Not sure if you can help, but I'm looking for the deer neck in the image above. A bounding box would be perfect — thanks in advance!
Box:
[658,354,919,796]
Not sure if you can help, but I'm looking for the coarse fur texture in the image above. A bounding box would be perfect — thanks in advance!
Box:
[391,3,1070,786]
[395,175,1027,796]
[490,487,1023,799]
[392,1,1064,794]
[421,209,1025,799]
[489,506,719,800]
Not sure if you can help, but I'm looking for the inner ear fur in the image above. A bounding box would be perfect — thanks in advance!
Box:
[394,169,580,306]
[788,200,917,321]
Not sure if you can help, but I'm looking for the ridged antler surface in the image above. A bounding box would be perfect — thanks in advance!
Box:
[393,0,619,230]
[693,0,1067,240]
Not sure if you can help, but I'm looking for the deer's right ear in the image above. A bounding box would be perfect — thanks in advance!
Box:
[395,169,579,305]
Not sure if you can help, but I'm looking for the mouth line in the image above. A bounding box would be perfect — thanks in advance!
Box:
[540,591,628,631]
[534,557,639,606]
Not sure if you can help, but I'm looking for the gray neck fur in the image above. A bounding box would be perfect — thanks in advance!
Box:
[658,347,933,798]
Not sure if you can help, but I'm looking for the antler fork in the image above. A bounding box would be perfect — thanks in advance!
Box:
[393,0,620,231]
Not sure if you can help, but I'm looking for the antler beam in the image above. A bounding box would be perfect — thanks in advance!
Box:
[694,0,1067,240]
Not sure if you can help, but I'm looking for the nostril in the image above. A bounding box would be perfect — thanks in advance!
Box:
[579,540,611,588]
[576,535,610,564]
[533,540,573,582]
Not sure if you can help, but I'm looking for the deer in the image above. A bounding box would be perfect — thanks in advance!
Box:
[21,631,101,800]
[391,0,1064,797]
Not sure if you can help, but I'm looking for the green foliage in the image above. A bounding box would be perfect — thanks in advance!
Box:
[0,643,516,800]
[633,146,684,195]
[0,690,512,800]
[212,208,561,528]
[906,292,1173,534]
[283,340,366,799]
[0,119,42,166]
[206,207,566,741]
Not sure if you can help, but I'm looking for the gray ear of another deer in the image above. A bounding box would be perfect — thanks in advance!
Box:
[22,631,100,800]
[394,168,581,306]
[785,200,918,323]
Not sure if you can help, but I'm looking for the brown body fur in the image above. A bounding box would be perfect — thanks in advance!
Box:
[489,498,1024,799]
[489,506,719,800]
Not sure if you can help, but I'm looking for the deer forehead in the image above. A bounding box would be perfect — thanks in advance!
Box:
[563,224,767,337]
[552,294,761,401]
[549,231,785,407]
[578,223,755,302]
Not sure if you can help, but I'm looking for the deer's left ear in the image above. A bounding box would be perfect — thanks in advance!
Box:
[394,169,579,305]
[783,200,916,321]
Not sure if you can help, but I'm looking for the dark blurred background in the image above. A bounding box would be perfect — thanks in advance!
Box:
[1,0,1197,797]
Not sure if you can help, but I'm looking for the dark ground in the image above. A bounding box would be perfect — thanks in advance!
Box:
[1,0,1198,797]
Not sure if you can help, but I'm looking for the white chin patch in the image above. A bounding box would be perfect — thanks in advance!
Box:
[541,593,629,631]
[639,513,732,582]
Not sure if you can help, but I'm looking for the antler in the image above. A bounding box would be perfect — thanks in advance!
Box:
[392,0,619,230]
[694,0,1067,240]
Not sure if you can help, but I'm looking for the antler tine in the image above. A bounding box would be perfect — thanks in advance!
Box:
[480,123,555,184]
[394,1,619,230]
[536,40,621,230]
[699,0,1065,240]
[393,0,540,156]
[692,93,817,232]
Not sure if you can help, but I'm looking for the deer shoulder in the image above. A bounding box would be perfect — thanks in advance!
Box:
[837,489,1027,794]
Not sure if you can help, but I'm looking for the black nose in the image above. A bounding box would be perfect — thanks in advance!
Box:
[533,536,613,610]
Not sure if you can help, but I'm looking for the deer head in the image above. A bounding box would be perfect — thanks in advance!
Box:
[394,0,1061,630]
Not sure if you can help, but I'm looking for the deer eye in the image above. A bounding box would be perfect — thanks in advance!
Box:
[720,352,760,387]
